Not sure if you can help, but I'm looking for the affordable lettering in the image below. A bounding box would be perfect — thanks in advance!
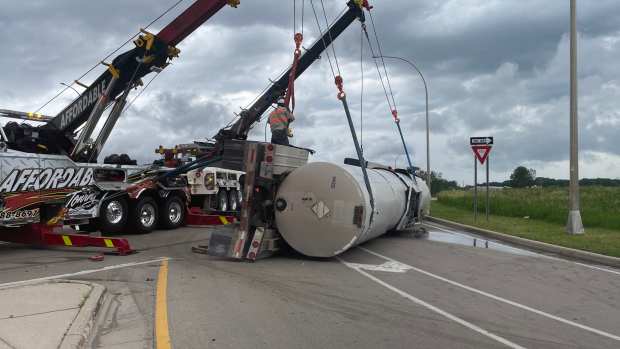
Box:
[58,80,107,130]
[0,167,94,193]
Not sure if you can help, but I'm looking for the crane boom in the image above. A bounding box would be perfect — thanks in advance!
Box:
[6,0,237,160]
[215,0,367,142]
[162,1,370,181]
[0,109,52,122]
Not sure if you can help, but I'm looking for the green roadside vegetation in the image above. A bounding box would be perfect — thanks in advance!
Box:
[430,191,620,258]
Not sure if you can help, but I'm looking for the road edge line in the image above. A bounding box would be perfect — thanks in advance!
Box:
[156,259,172,349]
[426,216,620,268]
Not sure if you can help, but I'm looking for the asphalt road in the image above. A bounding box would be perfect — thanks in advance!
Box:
[1,222,619,348]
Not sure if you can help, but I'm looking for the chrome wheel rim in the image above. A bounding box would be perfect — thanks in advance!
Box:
[229,192,238,211]
[168,201,183,224]
[106,201,124,224]
[140,203,156,228]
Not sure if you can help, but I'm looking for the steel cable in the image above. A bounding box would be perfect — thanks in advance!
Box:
[34,0,186,113]
[368,11,397,110]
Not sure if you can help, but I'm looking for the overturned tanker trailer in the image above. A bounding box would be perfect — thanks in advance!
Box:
[194,142,430,260]
[275,161,430,257]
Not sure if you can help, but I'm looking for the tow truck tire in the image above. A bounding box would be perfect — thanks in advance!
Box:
[228,190,239,212]
[159,195,185,230]
[217,190,228,212]
[237,188,243,208]
[129,196,158,234]
[98,197,129,234]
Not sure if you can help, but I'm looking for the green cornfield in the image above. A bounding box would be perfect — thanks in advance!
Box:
[437,187,620,231]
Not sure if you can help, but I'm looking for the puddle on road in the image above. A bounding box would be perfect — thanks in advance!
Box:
[423,229,539,257]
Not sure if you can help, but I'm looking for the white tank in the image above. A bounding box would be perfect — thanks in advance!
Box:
[274,162,430,257]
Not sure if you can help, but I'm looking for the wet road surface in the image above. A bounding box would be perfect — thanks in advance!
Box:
[1,222,619,348]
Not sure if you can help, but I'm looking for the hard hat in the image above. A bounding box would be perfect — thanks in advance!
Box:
[277,98,285,106]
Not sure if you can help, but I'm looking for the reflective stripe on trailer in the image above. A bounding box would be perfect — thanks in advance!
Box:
[185,209,236,227]
[62,235,72,246]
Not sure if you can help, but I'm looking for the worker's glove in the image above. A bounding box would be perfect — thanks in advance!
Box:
[287,127,294,137]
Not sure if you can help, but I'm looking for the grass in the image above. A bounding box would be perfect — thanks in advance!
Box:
[430,202,620,258]
[437,186,620,231]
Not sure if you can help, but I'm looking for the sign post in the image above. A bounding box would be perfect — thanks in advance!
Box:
[470,137,493,222]
[486,154,490,221]
[474,155,478,221]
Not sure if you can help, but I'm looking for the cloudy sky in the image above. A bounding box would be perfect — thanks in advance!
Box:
[1,0,620,184]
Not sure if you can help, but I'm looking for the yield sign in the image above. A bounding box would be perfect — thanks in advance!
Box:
[471,145,492,165]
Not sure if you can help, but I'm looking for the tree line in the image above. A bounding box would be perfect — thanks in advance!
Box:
[419,166,620,195]
[490,166,620,188]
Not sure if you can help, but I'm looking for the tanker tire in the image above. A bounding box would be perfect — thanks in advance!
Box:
[159,195,185,230]
[129,196,158,234]
[97,197,129,234]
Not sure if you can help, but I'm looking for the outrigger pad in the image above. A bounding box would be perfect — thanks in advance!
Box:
[206,232,234,257]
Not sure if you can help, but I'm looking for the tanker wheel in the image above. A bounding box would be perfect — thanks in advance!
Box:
[159,195,185,230]
[228,190,239,212]
[97,197,129,234]
[217,190,229,212]
[129,196,158,234]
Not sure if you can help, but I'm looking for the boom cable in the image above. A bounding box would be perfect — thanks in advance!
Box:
[360,27,364,153]
[363,11,416,175]
[318,0,342,76]
[368,11,397,110]
[34,0,186,113]
[310,0,337,79]
[362,26,393,112]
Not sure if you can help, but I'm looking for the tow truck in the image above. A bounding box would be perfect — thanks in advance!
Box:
[155,143,244,213]
[0,0,240,253]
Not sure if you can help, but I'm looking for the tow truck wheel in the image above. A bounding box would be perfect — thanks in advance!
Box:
[217,190,228,212]
[130,196,158,234]
[237,189,243,209]
[98,198,128,234]
[228,190,239,212]
[159,195,185,229]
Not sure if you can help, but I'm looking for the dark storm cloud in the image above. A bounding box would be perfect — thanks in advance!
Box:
[1,0,620,183]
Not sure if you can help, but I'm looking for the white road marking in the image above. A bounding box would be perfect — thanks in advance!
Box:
[359,247,620,342]
[343,261,412,273]
[338,257,527,349]
[0,257,169,289]
[424,222,620,276]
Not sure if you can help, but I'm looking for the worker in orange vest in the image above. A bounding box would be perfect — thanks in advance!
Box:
[268,98,295,145]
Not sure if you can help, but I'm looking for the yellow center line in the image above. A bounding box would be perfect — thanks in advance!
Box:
[156,259,172,349]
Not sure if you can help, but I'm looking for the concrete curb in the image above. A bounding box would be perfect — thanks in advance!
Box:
[58,282,106,349]
[426,216,620,269]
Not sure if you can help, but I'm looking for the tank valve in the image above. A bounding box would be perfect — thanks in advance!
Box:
[275,198,287,211]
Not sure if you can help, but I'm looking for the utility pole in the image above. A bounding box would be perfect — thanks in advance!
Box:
[567,0,584,234]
